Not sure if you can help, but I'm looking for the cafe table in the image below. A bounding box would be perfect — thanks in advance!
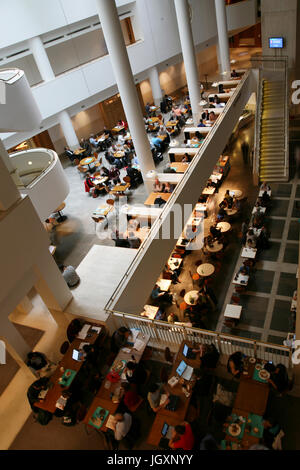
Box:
[216,221,231,233]
[148,117,160,123]
[166,120,178,127]
[252,206,266,215]
[74,148,86,156]
[232,273,249,286]
[144,192,171,206]
[184,290,199,305]
[202,187,215,196]
[96,133,109,143]
[170,162,189,173]
[206,241,223,253]
[229,189,243,199]
[84,330,150,432]
[35,323,106,413]
[225,208,238,216]
[157,278,172,292]
[112,125,125,133]
[168,257,183,271]
[141,305,159,319]
[109,183,130,195]
[113,151,125,158]
[80,156,96,170]
[241,247,257,259]
[92,204,113,220]
[224,304,242,320]
[157,134,167,141]
[259,190,271,198]
[93,176,108,186]
[147,340,200,447]
[197,263,215,277]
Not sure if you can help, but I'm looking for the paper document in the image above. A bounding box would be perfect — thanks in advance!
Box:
[129,329,140,342]
[159,394,169,406]
[133,339,144,351]
[105,414,116,430]
[77,324,90,339]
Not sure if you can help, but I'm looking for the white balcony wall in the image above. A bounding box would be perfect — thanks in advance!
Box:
[226,0,257,32]
[0,0,257,149]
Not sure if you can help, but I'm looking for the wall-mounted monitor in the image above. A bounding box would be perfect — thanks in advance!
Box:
[269,37,284,48]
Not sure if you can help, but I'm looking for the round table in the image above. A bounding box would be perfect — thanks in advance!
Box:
[206,242,223,253]
[197,263,215,277]
[114,151,125,158]
[184,290,199,306]
[225,208,238,216]
[217,221,231,233]
[80,156,95,167]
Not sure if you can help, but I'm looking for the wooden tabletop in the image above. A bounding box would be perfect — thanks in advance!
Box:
[74,148,86,155]
[184,290,199,305]
[206,242,223,253]
[216,221,231,232]
[54,202,66,212]
[92,204,113,218]
[35,323,105,413]
[112,126,125,133]
[144,192,171,206]
[170,162,189,173]
[166,121,178,127]
[84,330,150,430]
[234,375,269,416]
[80,157,96,166]
[110,183,130,194]
[147,340,200,447]
[114,151,125,158]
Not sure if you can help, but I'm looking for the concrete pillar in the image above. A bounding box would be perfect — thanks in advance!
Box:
[149,66,163,106]
[0,140,20,211]
[28,36,79,150]
[95,0,155,193]
[28,36,55,82]
[57,111,80,150]
[214,0,231,76]
[174,0,201,124]
[0,318,31,361]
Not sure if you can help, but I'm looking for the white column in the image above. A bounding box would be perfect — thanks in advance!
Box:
[28,36,55,82]
[174,0,201,124]
[149,66,163,107]
[214,0,231,76]
[95,0,155,193]
[28,36,79,149]
[57,111,80,150]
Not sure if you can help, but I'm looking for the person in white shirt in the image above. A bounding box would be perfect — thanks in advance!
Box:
[89,134,98,147]
[112,412,132,441]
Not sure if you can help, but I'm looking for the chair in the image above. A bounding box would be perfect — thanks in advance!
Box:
[60,341,69,355]
[127,396,144,413]
[160,366,169,383]
[106,199,115,207]
[123,176,131,184]
[192,273,200,281]
[195,260,202,267]
[164,347,174,363]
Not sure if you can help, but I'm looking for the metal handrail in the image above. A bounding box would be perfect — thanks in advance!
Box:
[253,68,263,178]
[104,71,251,312]
[109,310,293,369]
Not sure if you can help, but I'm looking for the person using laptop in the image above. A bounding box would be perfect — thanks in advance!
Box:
[147,383,170,412]
[169,421,195,450]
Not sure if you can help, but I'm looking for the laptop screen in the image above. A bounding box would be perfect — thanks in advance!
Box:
[183,344,189,357]
[176,359,187,377]
[72,349,80,361]
[161,423,169,436]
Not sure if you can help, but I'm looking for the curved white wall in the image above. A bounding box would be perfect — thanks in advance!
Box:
[9,148,70,221]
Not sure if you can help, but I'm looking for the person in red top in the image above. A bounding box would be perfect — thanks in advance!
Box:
[169,421,195,450]
[121,383,140,410]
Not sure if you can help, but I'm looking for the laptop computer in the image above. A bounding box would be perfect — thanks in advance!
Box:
[176,359,187,377]
[183,343,196,359]
[159,423,175,449]
[72,349,83,361]
[165,394,179,411]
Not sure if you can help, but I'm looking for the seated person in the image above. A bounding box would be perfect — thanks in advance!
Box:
[64,146,76,162]
[167,312,179,323]
[261,190,271,206]
[252,213,264,229]
[124,361,147,385]
[169,422,195,450]
[163,163,176,173]
[153,177,165,192]
[197,119,206,127]
[163,182,173,193]
[238,265,250,276]
[246,229,257,248]
[227,351,243,378]
[147,383,170,412]
[193,344,220,369]
[224,190,233,208]
[213,94,220,104]
[121,383,140,409]
[109,167,121,184]
[27,377,50,413]
[26,351,48,371]
[127,232,142,249]
[210,224,221,240]
[182,153,192,163]
[260,181,271,192]
[154,196,167,207]
[151,134,163,151]
[66,318,83,343]
[262,416,283,449]
[151,284,172,304]
[110,411,132,445]
[110,327,131,354]
[60,265,80,287]
[231,69,238,78]
[217,207,226,221]
[268,364,289,393]
[84,173,95,193]
[209,111,217,122]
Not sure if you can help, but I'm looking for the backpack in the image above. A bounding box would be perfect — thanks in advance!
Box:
[36,409,53,426]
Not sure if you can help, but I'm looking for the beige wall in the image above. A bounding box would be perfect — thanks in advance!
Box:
[139,45,218,105]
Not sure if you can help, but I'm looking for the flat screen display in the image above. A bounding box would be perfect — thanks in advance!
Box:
[176,359,187,377]
[269,37,283,48]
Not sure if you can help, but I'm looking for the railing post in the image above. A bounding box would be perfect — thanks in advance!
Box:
[253,340,257,358]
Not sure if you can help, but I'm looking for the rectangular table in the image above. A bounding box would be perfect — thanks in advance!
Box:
[232,273,249,286]
[241,247,257,259]
[168,257,183,272]
[147,341,200,447]
[252,206,266,214]
[35,323,105,413]
[170,162,189,173]
[144,192,171,206]
[259,190,271,198]
[141,305,159,319]
[234,378,269,416]
[224,304,242,320]
[110,183,130,194]
[156,279,172,292]
[84,331,150,431]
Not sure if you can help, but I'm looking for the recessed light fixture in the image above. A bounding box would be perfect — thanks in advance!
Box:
[28,161,32,165]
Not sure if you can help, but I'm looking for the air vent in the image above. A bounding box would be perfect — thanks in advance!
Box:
[6,48,29,59]
[66,25,91,36]
[43,35,65,45]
